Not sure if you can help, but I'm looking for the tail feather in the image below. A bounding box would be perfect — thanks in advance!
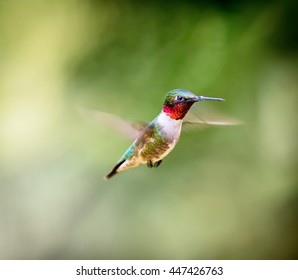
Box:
[104,159,126,180]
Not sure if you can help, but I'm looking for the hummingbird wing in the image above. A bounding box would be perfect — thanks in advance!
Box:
[77,107,147,139]
[183,109,243,130]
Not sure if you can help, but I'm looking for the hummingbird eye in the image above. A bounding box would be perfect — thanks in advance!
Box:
[175,95,184,101]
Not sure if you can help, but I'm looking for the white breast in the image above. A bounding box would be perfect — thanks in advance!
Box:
[156,111,183,141]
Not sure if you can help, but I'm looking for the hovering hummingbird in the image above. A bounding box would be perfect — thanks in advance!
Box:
[102,89,225,179]
[79,89,240,180]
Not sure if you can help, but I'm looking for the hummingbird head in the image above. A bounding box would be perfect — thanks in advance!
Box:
[163,89,224,120]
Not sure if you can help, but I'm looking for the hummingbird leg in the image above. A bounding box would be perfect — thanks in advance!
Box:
[153,160,162,168]
[147,160,162,168]
[147,160,154,168]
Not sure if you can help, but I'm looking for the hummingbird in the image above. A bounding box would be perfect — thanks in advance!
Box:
[100,89,225,180]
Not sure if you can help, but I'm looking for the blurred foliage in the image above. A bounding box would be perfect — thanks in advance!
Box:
[0,0,297,259]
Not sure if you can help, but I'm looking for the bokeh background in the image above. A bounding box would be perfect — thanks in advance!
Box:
[0,0,297,259]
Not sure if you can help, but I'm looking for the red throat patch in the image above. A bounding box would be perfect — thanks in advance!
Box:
[163,103,193,120]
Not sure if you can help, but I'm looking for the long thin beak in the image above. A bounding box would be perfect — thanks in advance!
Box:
[196,95,225,102]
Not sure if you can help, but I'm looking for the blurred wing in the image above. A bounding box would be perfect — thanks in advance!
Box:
[183,110,243,131]
[77,107,147,139]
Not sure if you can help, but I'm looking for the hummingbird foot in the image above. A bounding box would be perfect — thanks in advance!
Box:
[147,160,154,168]
[153,160,162,167]
[147,160,162,168]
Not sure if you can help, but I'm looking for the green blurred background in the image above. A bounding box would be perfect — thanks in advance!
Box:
[0,0,297,259]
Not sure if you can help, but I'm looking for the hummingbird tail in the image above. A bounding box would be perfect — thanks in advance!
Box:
[104,159,126,180]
